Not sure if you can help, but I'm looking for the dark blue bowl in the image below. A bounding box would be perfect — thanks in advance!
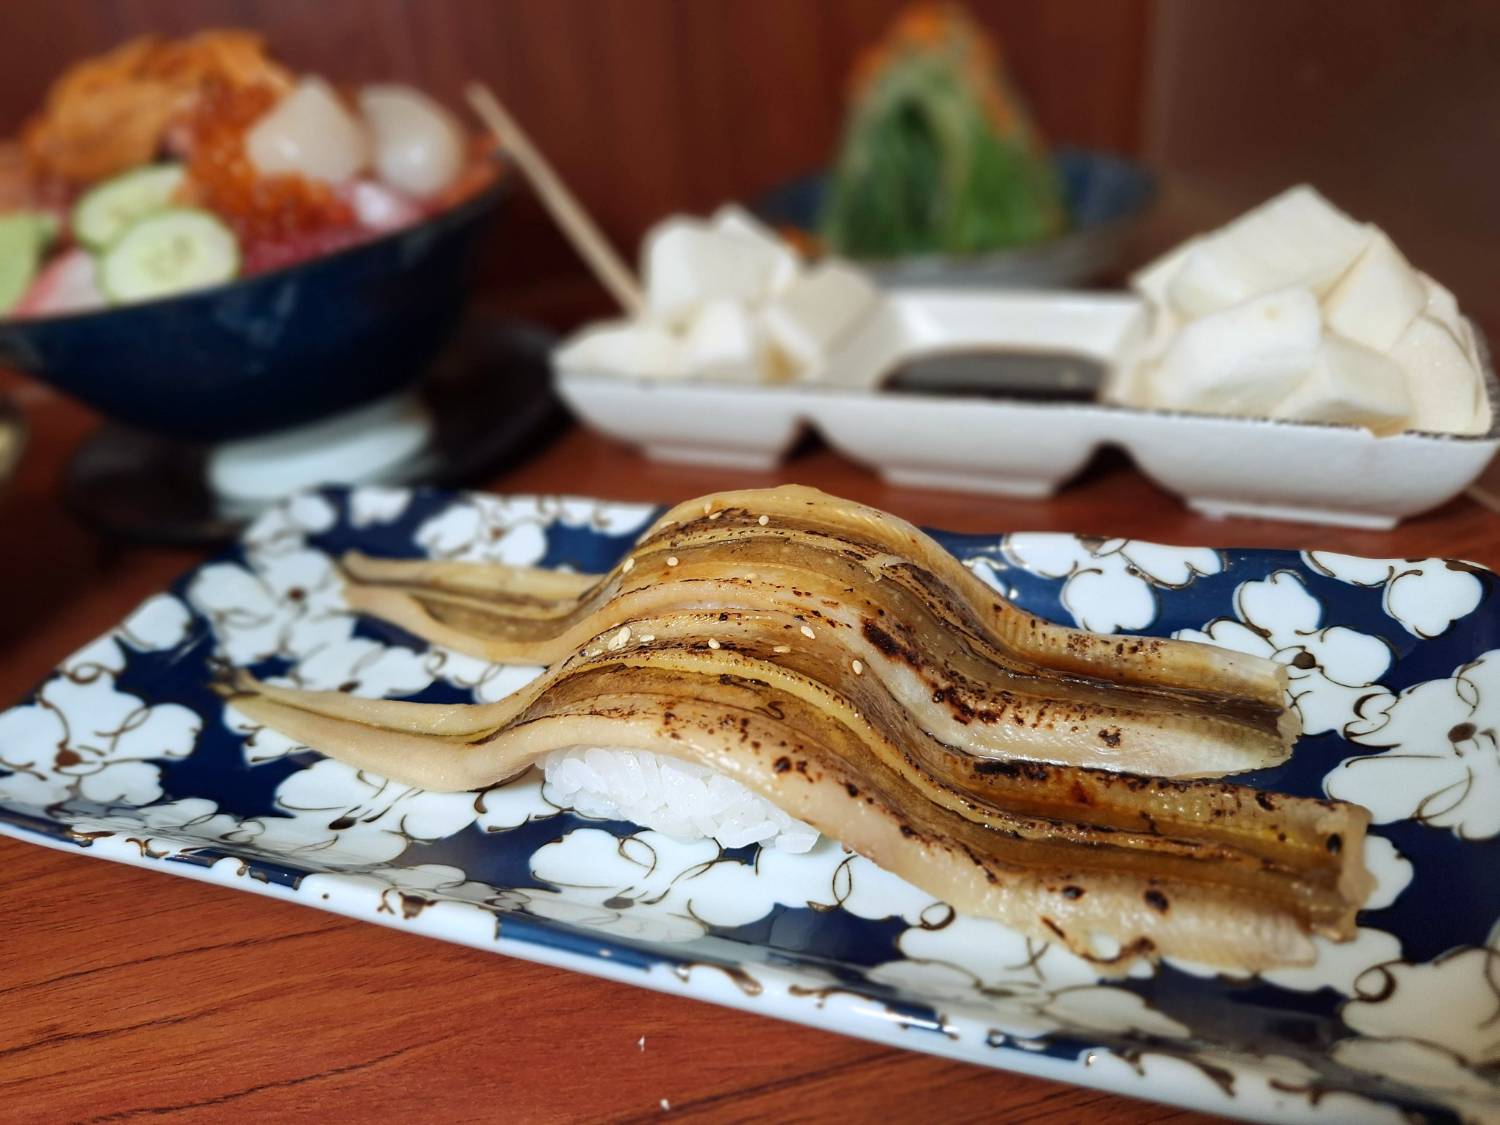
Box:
[0,178,508,442]
[756,148,1155,289]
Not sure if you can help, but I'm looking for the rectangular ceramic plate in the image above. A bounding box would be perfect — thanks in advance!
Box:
[556,291,1499,529]
[2,488,1498,1124]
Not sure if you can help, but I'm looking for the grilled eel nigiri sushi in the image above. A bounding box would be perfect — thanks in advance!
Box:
[222,486,1372,972]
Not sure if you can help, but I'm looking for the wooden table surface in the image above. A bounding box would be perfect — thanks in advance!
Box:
[3,371,1497,1125]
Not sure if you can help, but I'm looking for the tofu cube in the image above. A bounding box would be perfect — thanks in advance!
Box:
[1129,239,1196,365]
[1321,233,1425,352]
[683,298,765,380]
[1271,336,1411,434]
[643,218,791,326]
[1153,287,1322,414]
[1389,314,1489,434]
[1418,273,1481,369]
[1166,186,1373,317]
[711,205,801,295]
[761,261,879,376]
[555,320,688,378]
[1131,237,1199,307]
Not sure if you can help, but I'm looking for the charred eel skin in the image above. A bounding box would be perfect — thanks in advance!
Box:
[220,486,1370,971]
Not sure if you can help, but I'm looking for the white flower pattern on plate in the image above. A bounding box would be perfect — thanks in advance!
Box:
[1175,570,1392,736]
[224,704,311,766]
[1087,1050,1408,1124]
[1331,923,1500,1117]
[426,652,545,704]
[472,769,561,832]
[416,494,654,564]
[59,594,196,681]
[525,829,941,944]
[235,761,558,866]
[868,917,1180,1041]
[284,636,434,697]
[348,485,413,528]
[979,535,1222,634]
[64,797,242,856]
[1329,649,1500,839]
[0,661,200,809]
[1330,1038,1500,1123]
[241,493,338,555]
[229,759,483,867]
[292,863,517,949]
[188,549,351,664]
[1341,938,1500,1065]
[1305,551,1486,639]
[305,862,521,916]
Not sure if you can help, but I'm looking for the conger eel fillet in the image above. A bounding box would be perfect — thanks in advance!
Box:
[221,486,1373,971]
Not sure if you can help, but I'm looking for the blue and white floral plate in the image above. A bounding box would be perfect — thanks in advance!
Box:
[2,488,1498,1124]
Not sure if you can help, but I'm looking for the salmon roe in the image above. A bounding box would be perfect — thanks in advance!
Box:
[180,79,354,251]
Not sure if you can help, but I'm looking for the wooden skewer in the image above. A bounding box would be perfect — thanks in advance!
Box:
[466,82,644,316]
[1466,483,1500,517]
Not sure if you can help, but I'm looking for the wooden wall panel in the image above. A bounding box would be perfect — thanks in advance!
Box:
[0,0,1149,318]
[1143,0,1500,337]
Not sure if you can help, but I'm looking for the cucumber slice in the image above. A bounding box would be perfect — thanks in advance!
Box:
[73,163,186,251]
[0,213,47,314]
[101,208,240,304]
[33,211,60,247]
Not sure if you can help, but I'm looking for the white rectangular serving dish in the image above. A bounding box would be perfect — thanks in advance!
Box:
[555,291,1499,529]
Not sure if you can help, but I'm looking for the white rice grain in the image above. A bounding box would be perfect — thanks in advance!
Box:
[542,747,819,853]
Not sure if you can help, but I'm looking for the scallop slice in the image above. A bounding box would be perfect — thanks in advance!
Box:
[359,84,466,198]
[246,76,370,183]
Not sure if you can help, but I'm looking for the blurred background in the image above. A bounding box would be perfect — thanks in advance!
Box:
[4,9,1500,1121]
[3,0,1493,335]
